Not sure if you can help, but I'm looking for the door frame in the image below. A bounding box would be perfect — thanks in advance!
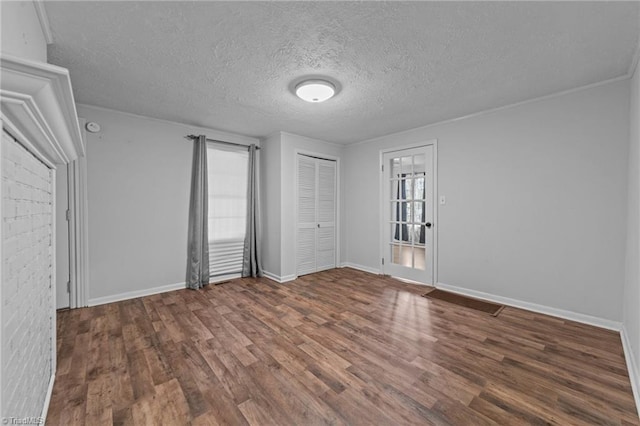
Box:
[68,119,89,308]
[294,149,341,280]
[379,140,438,286]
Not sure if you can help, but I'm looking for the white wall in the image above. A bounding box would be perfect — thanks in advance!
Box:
[345,79,630,322]
[624,58,640,406]
[0,1,47,62]
[260,132,344,281]
[77,105,258,303]
[261,132,282,277]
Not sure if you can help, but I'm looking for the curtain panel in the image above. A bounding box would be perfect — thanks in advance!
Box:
[242,144,263,277]
[186,135,210,289]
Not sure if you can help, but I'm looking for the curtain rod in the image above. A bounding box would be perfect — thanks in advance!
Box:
[184,134,260,150]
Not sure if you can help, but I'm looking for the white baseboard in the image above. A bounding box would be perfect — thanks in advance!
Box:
[262,271,296,283]
[621,325,640,419]
[40,370,55,423]
[262,271,280,282]
[88,282,186,306]
[281,274,296,283]
[340,262,381,275]
[436,282,622,331]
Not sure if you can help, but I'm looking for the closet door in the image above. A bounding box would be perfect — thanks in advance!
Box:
[316,159,336,271]
[296,155,337,276]
[296,155,317,275]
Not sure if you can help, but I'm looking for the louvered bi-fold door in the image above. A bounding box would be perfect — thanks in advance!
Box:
[296,155,336,276]
[297,155,317,275]
[316,159,336,271]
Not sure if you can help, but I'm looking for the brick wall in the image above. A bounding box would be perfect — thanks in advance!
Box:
[1,130,53,418]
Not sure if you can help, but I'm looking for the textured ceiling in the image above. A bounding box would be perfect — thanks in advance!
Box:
[45,1,639,144]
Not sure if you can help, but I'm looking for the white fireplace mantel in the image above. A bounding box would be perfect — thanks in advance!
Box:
[1,54,84,167]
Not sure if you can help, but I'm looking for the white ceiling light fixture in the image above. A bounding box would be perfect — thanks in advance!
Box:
[295,79,336,103]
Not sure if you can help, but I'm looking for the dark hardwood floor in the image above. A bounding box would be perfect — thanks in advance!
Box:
[47,268,639,425]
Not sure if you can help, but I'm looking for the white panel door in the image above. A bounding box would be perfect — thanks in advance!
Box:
[296,155,337,276]
[382,145,434,284]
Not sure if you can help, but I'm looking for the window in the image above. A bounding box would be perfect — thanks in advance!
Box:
[207,144,249,276]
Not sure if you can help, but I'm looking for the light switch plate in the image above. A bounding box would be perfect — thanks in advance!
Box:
[439,196,446,205]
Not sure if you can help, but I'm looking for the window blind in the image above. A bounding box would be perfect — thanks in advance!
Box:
[206,144,249,276]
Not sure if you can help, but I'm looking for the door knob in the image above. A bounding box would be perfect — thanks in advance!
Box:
[426,222,432,228]
[317,224,320,228]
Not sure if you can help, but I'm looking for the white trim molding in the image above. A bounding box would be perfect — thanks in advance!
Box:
[621,325,640,420]
[351,75,630,148]
[340,262,381,276]
[281,131,344,149]
[1,54,84,165]
[436,282,622,331]
[262,271,296,283]
[40,371,56,423]
[88,282,186,307]
[76,103,260,147]
[69,119,90,308]
[32,1,54,45]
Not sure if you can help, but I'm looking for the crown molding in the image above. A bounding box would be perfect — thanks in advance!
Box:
[280,131,345,149]
[349,74,630,148]
[1,54,84,165]
[75,102,260,146]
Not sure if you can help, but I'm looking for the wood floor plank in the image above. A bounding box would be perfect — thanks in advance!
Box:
[48,268,639,425]
[129,379,191,426]
[237,398,277,426]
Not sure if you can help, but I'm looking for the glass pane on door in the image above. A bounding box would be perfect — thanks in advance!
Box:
[391,244,402,265]
[400,156,412,175]
[391,158,401,179]
[403,202,412,223]
[404,178,413,201]
[413,153,426,175]
[414,246,426,270]
[413,177,425,200]
[413,202,424,224]
[390,223,402,243]
[391,244,413,268]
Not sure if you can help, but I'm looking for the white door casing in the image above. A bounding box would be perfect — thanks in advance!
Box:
[55,164,70,309]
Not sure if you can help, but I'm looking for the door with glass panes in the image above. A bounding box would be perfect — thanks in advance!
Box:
[382,146,434,284]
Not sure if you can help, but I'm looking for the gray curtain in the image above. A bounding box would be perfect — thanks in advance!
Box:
[186,135,210,289]
[242,144,262,277]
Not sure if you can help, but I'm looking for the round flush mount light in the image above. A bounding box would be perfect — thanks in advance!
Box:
[295,79,336,103]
